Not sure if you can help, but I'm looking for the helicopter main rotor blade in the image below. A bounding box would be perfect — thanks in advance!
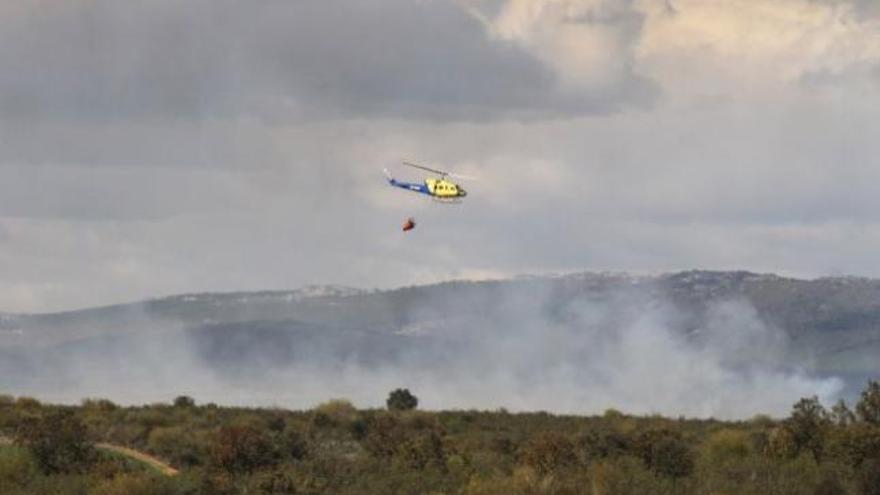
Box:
[402,161,449,176]
[446,173,481,182]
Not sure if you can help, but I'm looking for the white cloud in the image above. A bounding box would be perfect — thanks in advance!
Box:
[491,0,640,87]
[635,0,880,97]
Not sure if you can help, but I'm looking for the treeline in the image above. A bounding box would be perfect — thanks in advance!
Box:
[2,385,880,494]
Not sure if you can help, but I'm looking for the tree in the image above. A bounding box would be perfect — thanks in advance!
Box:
[831,399,856,427]
[787,396,830,461]
[386,388,418,411]
[15,410,96,474]
[857,381,880,426]
[173,395,196,408]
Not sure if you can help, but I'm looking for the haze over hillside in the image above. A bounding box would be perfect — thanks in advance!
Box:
[1,270,878,418]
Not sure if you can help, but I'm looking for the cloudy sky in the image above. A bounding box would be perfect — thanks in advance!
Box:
[1,0,879,313]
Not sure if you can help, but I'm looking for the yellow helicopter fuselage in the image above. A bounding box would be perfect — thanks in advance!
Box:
[426,178,465,198]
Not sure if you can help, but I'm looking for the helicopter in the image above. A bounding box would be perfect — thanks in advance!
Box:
[384,161,469,203]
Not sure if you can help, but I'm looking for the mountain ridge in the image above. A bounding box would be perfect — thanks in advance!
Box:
[7,269,880,318]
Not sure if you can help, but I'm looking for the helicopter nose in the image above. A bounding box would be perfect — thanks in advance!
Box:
[458,188,467,197]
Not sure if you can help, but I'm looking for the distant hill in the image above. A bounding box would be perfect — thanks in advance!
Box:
[1,271,878,414]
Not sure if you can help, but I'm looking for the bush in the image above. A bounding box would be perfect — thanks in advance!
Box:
[14,397,40,411]
[650,435,695,479]
[396,431,447,471]
[0,445,39,488]
[362,414,406,460]
[814,473,848,495]
[767,426,799,459]
[634,429,694,479]
[858,458,880,495]
[14,410,96,474]
[589,457,669,495]
[92,472,193,495]
[312,399,358,430]
[578,428,630,461]
[210,425,277,474]
[828,424,880,467]
[147,426,205,468]
[81,399,118,412]
[281,427,309,461]
[703,429,752,464]
[519,432,578,474]
[249,468,299,494]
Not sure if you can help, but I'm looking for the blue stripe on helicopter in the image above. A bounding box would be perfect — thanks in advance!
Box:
[389,179,431,196]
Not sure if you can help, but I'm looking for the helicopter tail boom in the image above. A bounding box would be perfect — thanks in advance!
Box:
[386,172,431,195]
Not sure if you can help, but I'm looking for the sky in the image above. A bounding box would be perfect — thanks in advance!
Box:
[1,0,879,313]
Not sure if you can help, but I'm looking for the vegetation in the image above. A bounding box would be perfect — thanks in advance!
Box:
[386,388,419,412]
[2,383,880,494]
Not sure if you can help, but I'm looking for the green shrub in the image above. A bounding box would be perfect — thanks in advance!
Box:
[81,399,118,412]
[395,431,447,471]
[703,429,752,464]
[147,426,205,468]
[315,399,357,423]
[13,397,40,411]
[518,432,577,474]
[0,446,39,489]
[589,456,670,495]
[633,429,694,479]
[15,410,96,474]
[767,426,799,459]
[210,425,278,474]
[578,428,630,462]
[858,458,880,495]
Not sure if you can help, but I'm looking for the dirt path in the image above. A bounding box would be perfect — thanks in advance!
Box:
[95,443,179,476]
[0,435,177,476]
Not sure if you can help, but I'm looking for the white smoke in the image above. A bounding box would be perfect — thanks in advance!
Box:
[0,282,844,419]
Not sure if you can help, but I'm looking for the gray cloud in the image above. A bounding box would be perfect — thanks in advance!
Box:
[809,0,880,18]
[0,0,656,126]
[0,0,879,312]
